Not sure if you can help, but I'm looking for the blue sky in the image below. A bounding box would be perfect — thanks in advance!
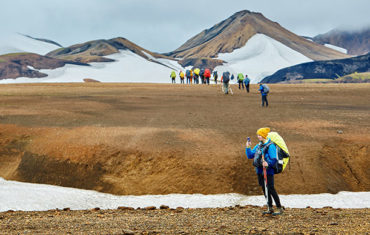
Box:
[1,0,369,52]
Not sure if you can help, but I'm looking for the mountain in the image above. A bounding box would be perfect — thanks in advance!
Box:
[166,10,348,60]
[0,33,61,56]
[0,35,183,83]
[261,53,370,83]
[0,53,87,80]
[47,37,175,66]
[313,27,370,56]
[164,10,349,82]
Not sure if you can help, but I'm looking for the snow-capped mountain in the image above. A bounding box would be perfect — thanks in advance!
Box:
[0,10,354,83]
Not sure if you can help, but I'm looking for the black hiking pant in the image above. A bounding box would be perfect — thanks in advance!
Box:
[238,80,244,89]
[245,84,249,92]
[262,95,268,107]
[258,173,281,208]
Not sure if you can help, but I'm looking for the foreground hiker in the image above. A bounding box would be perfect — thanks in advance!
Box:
[245,127,283,215]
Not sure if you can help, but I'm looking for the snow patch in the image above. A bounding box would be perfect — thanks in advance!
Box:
[214,34,312,83]
[324,44,348,54]
[0,50,183,84]
[0,178,368,212]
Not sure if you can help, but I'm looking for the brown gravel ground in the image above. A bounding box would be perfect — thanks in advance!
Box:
[0,206,369,234]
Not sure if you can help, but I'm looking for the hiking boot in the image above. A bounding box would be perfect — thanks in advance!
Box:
[272,207,284,216]
[262,206,274,215]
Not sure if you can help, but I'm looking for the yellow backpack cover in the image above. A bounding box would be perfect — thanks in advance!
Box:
[267,132,290,173]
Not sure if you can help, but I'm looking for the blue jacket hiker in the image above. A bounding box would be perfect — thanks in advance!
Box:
[258,83,269,107]
[245,127,283,215]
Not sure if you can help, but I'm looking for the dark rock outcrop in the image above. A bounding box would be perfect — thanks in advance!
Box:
[261,53,370,83]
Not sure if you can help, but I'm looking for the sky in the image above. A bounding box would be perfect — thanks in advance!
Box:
[1,0,369,53]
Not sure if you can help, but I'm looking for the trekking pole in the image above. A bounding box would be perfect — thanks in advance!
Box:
[262,154,269,206]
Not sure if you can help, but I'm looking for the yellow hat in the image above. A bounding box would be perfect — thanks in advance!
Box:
[257,127,270,139]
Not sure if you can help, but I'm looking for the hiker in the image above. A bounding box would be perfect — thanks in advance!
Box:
[245,127,283,215]
[237,73,244,89]
[244,75,250,93]
[258,83,269,107]
[170,70,176,84]
[213,71,218,84]
[200,68,205,84]
[186,70,191,84]
[179,70,185,84]
[204,68,211,85]
[189,69,193,84]
[222,71,230,94]
[193,68,200,84]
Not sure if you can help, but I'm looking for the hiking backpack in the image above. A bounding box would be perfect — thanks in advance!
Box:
[262,84,270,93]
[186,70,190,77]
[222,72,230,83]
[253,132,290,174]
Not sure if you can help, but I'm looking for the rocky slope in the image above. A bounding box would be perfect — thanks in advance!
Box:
[0,53,87,80]
[313,27,370,55]
[166,10,349,62]
[261,52,370,83]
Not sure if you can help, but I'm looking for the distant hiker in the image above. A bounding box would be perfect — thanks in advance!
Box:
[170,70,176,84]
[258,83,269,107]
[244,75,250,93]
[200,68,205,84]
[237,73,245,90]
[190,69,193,84]
[179,70,185,84]
[204,68,211,85]
[213,71,218,84]
[186,70,191,84]
[222,71,230,94]
[194,68,200,84]
[245,127,283,215]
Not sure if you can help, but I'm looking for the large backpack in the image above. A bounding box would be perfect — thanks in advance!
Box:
[222,72,230,83]
[253,132,290,174]
[237,73,244,81]
[186,70,190,77]
[204,69,211,78]
[262,84,270,93]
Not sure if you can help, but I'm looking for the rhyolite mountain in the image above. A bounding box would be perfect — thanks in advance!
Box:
[46,37,174,66]
[261,52,370,83]
[165,10,349,63]
[312,27,370,56]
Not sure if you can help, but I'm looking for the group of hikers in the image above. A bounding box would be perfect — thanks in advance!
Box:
[170,69,270,107]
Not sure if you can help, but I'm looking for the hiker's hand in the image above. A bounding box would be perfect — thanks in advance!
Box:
[262,161,268,167]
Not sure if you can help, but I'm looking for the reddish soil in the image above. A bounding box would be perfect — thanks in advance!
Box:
[0,83,369,196]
